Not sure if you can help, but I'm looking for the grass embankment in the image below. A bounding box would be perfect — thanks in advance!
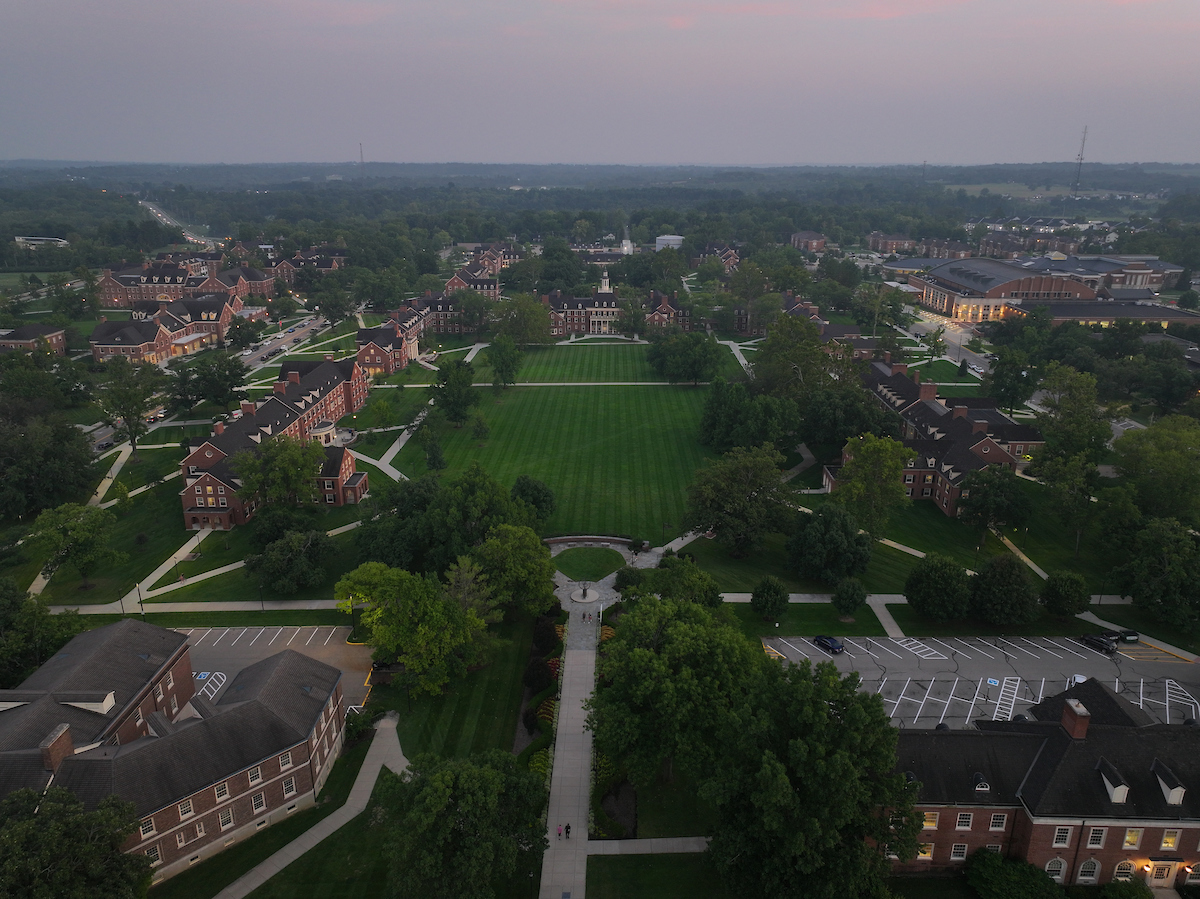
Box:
[1011,479,1112,594]
[554,547,625,581]
[587,855,736,899]
[886,604,1097,638]
[1090,605,1200,656]
[394,386,714,541]
[105,448,183,499]
[908,359,980,383]
[726,603,886,639]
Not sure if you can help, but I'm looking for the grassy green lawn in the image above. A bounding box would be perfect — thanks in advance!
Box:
[1012,479,1112,593]
[145,423,212,445]
[348,456,395,489]
[59,402,105,426]
[39,481,189,606]
[637,774,717,838]
[587,855,735,899]
[727,602,886,639]
[886,603,1097,637]
[1089,605,1200,656]
[554,547,625,581]
[367,613,533,757]
[684,533,824,593]
[394,386,714,541]
[343,386,429,432]
[105,448,183,499]
[347,430,396,459]
[935,384,983,396]
[884,501,1011,573]
[861,543,923,594]
[908,359,979,383]
[516,344,661,382]
[148,734,375,899]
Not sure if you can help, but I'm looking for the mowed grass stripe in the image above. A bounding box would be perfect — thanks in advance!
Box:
[517,344,658,382]
[394,386,712,540]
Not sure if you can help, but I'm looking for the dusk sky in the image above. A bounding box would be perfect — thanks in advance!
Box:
[2,0,1196,166]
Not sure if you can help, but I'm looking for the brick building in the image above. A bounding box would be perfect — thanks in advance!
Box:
[917,238,973,260]
[0,620,345,886]
[355,308,426,376]
[790,231,827,253]
[444,264,499,301]
[179,358,369,530]
[908,258,1096,323]
[869,232,918,254]
[90,294,256,363]
[896,680,1200,890]
[97,261,274,308]
[0,323,67,356]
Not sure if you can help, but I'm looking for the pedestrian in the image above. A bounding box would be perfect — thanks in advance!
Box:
[581,611,585,621]
[557,824,562,840]
[565,823,571,840]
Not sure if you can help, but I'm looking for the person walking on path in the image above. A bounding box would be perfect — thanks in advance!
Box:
[565,823,571,840]
[557,825,562,840]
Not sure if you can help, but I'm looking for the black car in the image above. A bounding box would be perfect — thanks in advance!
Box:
[1102,629,1139,644]
[813,635,845,655]
[95,440,114,452]
[259,355,269,361]
[1080,633,1117,655]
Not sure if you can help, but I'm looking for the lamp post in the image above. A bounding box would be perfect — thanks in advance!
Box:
[137,581,145,622]
[257,581,265,614]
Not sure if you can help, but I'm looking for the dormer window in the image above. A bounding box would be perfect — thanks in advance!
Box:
[1152,759,1186,805]
[973,772,990,793]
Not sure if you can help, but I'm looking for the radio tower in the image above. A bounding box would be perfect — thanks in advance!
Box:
[1070,126,1088,198]
[359,143,365,179]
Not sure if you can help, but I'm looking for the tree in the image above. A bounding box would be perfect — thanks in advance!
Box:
[96,357,165,460]
[787,506,872,584]
[829,433,912,538]
[1034,363,1110,464]
[268,294,300,321]
[921,325,947,363]
[699,377,799,453]
[450,288,490,332]
[1113,517,1200,632]
[511,474,555,523]
[981,348,1036,414]
[832,576,867,617]
[225,317,268,349]
[353,475,444,573]
[651,555,722,608]
[471,524,556,616]
[958,465,1031,544]
[245,529,333,594]
[471,414,490,442]
[586,598,762,787]
[165,364,201,415]
[193,352,249,412]
[1038,452,1097,557]
[615,299,645,338]
[495,294,553,346]
[425,439,446,472]
[421,463,535,574]
[750,575,788,621]
[0,415,96,519]
[30,504,124,589]
[443,556,499,627]
[0,786,152,899]
[1114,415,1200,523]
[704,659,920,899]
[971,555,1039,626]
[0,581,83,688]
[751,315,843,407]
[1041,571,1090,618]
[964,848,1062,899]
[231,435,326,508]
[799,385,897,451]
[382,750,547,899]
[647,330,723,385]
[904,552,972,621]
[1178,289,1200,311]
[684,443,788,557]
[335,562,482,695]
[434,359,480,426]
[486,334,522,388]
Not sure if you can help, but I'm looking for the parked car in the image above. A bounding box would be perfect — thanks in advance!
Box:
[156,411,166,420]
[292,336,302,343]
[1102,629,1139,644]
[95,440,114,451]
[813,635,845,655]
[1080,633,1117,655]
[259,355,269,362]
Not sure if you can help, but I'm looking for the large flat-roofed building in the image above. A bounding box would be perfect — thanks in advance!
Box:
[908,258,1096,322]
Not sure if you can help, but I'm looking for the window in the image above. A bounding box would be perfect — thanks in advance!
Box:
[195,821,205,837]
[1052,826,1071,848]
[177,832,186,848]
[283,777,296,797]
[1078,860,1099,884]
[325,494,335,504]
[140,818,156,838]
[986,844,1001,853]
[904,474,914,484]
[1045,859,1065,883]
[135,708,144,725]
[1123,828,1142,849]
[170,695,178,713]
[215,782,228,800]
[1087,827,1105,848]
[917,844,934,859]
[179,798,193,818]
[1115,862,1134,882]
[147,846,161,866]
[252,792,266,813]
[989,814,1007,831]
[195,486,202,494]
[165,672,174,689]
[951,844,968,861]
[248,766,261,784]
[1162,829,1180,850]
[154,684,164,700]
[922,487,932,497]
[217,486,224,494]
[956,813,973,830]
[279,751,292,770]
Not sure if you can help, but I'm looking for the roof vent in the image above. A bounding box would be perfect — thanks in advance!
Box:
[973,772,990,793]
[904,771,917,784]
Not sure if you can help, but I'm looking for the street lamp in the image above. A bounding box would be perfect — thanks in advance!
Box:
[257,581,265,613]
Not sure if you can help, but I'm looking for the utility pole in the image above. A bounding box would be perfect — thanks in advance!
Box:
[1071,126,1088,198]
[359,143,365,179]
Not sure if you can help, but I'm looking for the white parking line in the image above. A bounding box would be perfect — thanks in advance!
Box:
[965,677,984,721]
[191,628,212,646]
[229,628,248,646]
[890,678,912,710]
[875,677,887,695]
[932,638,968,658]
[1068,638,1113,659]
[996,638,1039,658]
[1043,637,1087,659]
[778,638,810,660]
[211,628,231,646]
[324,628,336,645]
[1037,678,1045,703]
[912,679,937,724]
[305,628,318,645]
[894,638,947,660]
[939,677,960,723]
[843,638,879,658]
[869,640,903,659]
[267,627,284,645]
[961,639,994,659]
[1025,638,1062,659]
[248,628,267,646]
[287,627,300,646]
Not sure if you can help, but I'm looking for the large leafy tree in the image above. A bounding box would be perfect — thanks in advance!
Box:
[0,580,83,688]
[245,529,333,594]
[96,357,166,460]
[684,443,788,557]
[1038,452,1097,557]
[0,415,96,520]
[1041,571,1091,619]
[193,352,249,412]
[495,294,553,346]
[434,359,480,426]
[231,435,326,508]
[30,504,124,589]
[787,505,872,585]
[382,750,547,899]
[1034,363,1110,464]
[647,330,724,385]
[704,660,920,899]
[1114,415,1200,523]
[510,474,555,523]
[799,384,897,448]
[485,334,522,389]
[981,348,1036,414]
[354,475,444,572]
[699,377,799,454]
[336,562,483,695]
[957,464,1031,544]
[750,575,788,621]
[470,524,557,617]
[904,552,971,621]
[0,786,152,899]
[829,433,912,538]
[751,315,847,406]
[421,463,535,574]
[971,555,1040,626]
[1113,517,1200,632]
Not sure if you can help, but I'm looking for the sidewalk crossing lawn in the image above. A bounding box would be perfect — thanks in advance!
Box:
[587,855,735,899]
[394,387,715,541]
[104,447,183,499]
[884,501,1011,573]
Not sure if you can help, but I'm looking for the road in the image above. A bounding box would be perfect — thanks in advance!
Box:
[139,200,215,249]
[905,307,993,376]
[243,316,328,372]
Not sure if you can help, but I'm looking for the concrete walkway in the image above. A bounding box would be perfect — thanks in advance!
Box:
[349,449,406,481]
[717,339,752,374]
[213,714,409,899]
[89,445,132,505]
[462,341,489,362]
[98,470,180,509]
[999,534,1049,579]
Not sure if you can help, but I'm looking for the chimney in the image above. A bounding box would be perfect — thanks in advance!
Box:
[288,370,301,384]
[882,352,892,365]
[952,405,968,419]
[99,315,107,323]
[971,420,988,435]
[1062,698,1091,740]
[273,381,287,394]
[890,362,908,377]
[240,400,255,416]
[911,369,921,385]
[40,723,73,772]
[919,382,937,402]
[214,421,224,435]
[324,353,334,361]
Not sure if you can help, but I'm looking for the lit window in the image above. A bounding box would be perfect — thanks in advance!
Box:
[950,844,968,861]
[1122,829,1142,849]
[1162,829,1180,850]
[990,814,1007,831]
[956,813,973,830]
[917,844,933,860]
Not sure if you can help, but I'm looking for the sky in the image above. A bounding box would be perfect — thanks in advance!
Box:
[1,0,1197,167]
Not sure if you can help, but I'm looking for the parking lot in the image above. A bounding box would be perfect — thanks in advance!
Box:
[178,625,372,708]
[764,634,1200,728]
